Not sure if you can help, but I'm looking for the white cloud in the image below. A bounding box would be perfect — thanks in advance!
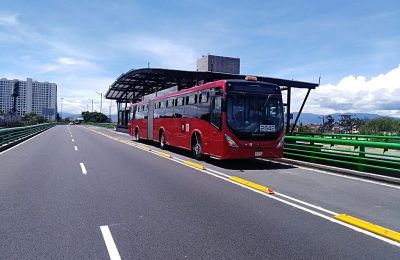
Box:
[295,64,400,117]
[0,13,18,27]
[112,35,197,70]
[39,57,97,73]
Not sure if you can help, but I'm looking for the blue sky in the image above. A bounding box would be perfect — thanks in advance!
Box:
[1,0,399,116]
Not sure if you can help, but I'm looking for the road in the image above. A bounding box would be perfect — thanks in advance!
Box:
[0,125,399,259]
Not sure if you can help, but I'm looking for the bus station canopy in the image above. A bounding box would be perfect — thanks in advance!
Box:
[105,68,319,102]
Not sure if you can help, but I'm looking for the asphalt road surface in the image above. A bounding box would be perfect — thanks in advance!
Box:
[0,125,399,259]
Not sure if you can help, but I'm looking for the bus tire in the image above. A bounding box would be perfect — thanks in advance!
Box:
[135,128,140,141]
[192,133,204,160]
[159,130,166,149]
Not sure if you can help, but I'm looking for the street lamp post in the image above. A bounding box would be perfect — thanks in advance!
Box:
[96,92,103,114]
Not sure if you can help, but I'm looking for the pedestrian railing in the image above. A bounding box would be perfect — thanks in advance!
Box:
[284,135,400,175]
[0,123,56,148]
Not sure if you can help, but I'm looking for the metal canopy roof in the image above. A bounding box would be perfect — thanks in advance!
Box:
[105,68,319,102]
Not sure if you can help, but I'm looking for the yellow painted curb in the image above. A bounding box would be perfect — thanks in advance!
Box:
[138,146,151,151]
[158,152,172,158]
[230,176,274,194]
[335,214,400,242]
[184,161,205,170]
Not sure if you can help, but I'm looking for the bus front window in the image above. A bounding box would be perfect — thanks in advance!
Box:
[227,94,283,139]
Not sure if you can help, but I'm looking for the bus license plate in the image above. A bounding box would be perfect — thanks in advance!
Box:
[255,151,263,157]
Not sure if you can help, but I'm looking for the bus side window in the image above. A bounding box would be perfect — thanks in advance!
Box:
[210,96,222,130]
[185,94,197,118]
[197,92,210,121]
[158,100,166,118]
[131,106,137,120]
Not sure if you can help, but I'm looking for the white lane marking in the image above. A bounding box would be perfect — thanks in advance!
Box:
[100,226,121,260]
[79,163,87,174]
[0,127,53,156]
[74,146,78,151]
[82,126,400,247]
[274,192,338,215]
[264,159,400,190]
[72,139,75,142]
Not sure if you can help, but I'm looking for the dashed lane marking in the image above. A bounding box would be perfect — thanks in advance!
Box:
[79,163,87,175]
[74,146,78,151]
[100,226,121,260]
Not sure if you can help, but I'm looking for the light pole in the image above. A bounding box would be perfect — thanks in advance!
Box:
[96,92,103,114]
[60,97,64,120]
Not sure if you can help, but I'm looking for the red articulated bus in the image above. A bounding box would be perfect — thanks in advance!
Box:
[128,76,285,160]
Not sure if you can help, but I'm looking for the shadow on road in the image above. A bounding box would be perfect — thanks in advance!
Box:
[137,139,296,171]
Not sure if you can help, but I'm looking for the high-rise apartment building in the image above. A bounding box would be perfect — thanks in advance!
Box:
[0,78,57,120]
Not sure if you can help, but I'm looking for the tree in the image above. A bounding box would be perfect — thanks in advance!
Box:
[0,109,4,115]
[56,113,61,121]
[323,115,334,132]
[359,117,400,135]
[81,111,108,123]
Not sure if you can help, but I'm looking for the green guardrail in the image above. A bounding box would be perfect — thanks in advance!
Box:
[0,123,56,149]
[294,132,400,143]
[284,135,400,176]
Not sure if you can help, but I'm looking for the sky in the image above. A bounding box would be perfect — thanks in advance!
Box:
[0,0,399,117]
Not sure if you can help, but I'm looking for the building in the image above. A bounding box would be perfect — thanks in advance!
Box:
[0,78,57,120]
[196,54,240,74]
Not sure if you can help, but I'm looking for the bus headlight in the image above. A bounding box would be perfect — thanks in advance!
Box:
[225,134,239,148]
[276,136,285,148]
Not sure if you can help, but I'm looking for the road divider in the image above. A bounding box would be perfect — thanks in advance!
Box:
[230,176,274,194]
[184,161,205,170]
[335,214,400,243]
[158,151,172,158]
[138,145,151,151]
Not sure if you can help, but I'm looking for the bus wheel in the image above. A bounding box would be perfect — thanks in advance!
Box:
[192,133,204,160]
[135,128,140,141]
[159,131,166,149]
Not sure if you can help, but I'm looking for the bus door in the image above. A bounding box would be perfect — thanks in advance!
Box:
[147,100,155,140]
[209,95,223,156]
[174,97,185,148]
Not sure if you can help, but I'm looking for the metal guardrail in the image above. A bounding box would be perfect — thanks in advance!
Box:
[284,135,400,175]
[0,123,56,148]
[294,132,400,143]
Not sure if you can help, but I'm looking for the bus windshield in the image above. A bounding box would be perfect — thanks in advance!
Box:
[227,94,283,139]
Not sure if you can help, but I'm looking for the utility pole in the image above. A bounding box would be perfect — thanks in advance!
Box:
[96,92,103,114]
